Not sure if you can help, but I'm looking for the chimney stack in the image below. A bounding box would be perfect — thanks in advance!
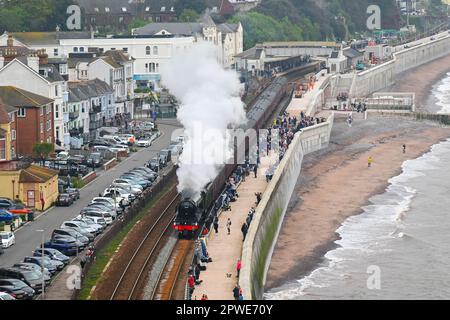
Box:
[27,51,40,72]
[7,35,13,47]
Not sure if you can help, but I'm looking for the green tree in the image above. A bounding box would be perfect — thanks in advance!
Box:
[33,142,54,163]
[127,19,149,34]
[179,9,200,22]
[174,0,207,17]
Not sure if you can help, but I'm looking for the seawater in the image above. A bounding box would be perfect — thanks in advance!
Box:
[434,72,450,114]
[265,138,450,300]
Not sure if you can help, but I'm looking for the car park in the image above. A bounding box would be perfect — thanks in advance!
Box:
[33,248,70,265]
[0,267,44,292]
[55,194,73,207]
[1,231,15,248]
[0,279,35,300]
[0,291,16,300]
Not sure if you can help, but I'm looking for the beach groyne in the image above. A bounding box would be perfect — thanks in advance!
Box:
[351,31,450,97]
[239,113,334,300]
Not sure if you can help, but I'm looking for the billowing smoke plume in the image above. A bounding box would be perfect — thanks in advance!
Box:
[161,43,246,197]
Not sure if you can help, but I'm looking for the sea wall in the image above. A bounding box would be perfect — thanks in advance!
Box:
[239,113,334,300]
[352,32,450,97]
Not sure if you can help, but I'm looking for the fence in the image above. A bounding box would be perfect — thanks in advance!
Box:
[376,111,450,125]
[71,167,177,299]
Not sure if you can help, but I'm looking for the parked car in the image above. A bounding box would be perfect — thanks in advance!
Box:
[103,188,133,203]
[78,211,113,225]
[136,138,152,147]
[0,279,35,300]
[41,238,82,256]
[0,210,13,222]
[88,139,113,147]
[148,157,161,172]
[87,153,103,168]
[11,263,52,281]
[119,176,151,189]
[61,220,99,236]
[61,225,94,242]
[0,268,44,292]
[23,256,62,273]
[138,121,155,131]
[33,248,70,265]
[73,217,105,232]
[52,229,89,246]
[56,151,70,164]
[1,231,15,249]
[0,291,16,300]
[69,155,87,165]
[66,188,80,201]
[0,198,33,215]
[55,194,73,207]
[160,149,172,164]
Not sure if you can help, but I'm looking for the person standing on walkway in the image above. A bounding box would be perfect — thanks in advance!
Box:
[368,156,373,168]
[227,218,232,235]
[233,285,241,300]
[403,144,406,154]
[241,222,248,241]
[253,164,258,178]
[213,216,219,234]
[236,259,242,278]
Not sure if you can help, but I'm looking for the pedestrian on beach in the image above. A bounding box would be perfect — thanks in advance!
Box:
[368,156,373,168]
[255,192,262,205]
[236,259,242,278]
[227,218,232,235]
[403,144,406,154]
[233,285,240,300]
[241,222,248,241]
[213,216,219,234]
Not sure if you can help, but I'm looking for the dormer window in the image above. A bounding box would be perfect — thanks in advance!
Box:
[161,6,166,12]
[94,7,99,12]
[105,7,110,12]
[170,7,174,12]
[122,7,127,12]
[145,6,150,12]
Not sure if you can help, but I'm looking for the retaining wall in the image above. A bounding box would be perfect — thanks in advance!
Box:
[352,31,450,97]
[239,113,334,300]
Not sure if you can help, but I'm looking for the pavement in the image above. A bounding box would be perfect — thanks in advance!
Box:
[197,152,278,300]
[0,119,182,268]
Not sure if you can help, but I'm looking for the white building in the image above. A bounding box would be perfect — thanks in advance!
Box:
[0,53,69,149]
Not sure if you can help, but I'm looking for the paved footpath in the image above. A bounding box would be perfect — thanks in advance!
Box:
[197,152,278,300]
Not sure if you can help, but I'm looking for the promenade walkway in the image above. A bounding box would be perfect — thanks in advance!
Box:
[197,153,278,300]
[287,71,330,118]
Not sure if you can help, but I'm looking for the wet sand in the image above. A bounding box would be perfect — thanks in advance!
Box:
[266,115,450,290]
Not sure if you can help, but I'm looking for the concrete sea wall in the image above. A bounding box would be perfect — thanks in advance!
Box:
[352,32,450,97]
[239,113,334,300]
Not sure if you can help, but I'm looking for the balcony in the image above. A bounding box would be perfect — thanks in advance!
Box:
[89,104,102,114]
[69,110,80,120]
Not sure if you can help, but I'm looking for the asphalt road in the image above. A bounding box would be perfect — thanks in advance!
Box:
[0,119,182,267]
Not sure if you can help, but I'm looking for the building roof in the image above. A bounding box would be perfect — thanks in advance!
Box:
[76,0,177,14]
[68,79,113,103]
[10,32,92,46]
[19,165,58,183]
[39,64,65,83]
[259,41,341,49]
[0,86,53,108]
[235,47,264,60]
[343,47,364,58]
[217,23,240,33]
[135,22,204,36]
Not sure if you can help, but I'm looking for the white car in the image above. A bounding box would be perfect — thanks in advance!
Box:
[0,231,15,248]
[61,221,99,235]
[112,181,143,194]
[0,292,16,300]
[91,197,123,211]
[136,138,152,147]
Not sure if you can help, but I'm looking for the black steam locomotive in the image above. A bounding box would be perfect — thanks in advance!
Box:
[172,63,320,238]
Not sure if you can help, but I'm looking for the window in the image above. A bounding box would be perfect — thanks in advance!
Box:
[74,47,79,53]
[9,112,14,122]
[110,48,116,51]
[56,127,60,140]
[40,122,44,133]
[11,146,15,159]
[55,104,59,118]
[153,46,158,55]
[123,47,128,53]
[17,108,26,118]
[79,47,84,53]
[54,48,59,56]
[156,63,159,72]
[146,46,151,55]
[55,85,59,97]
[0,139,6,160]
[47,120,51,131]
[11,129,16,141]
[40,107,44,116]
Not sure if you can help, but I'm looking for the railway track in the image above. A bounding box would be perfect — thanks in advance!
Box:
[109,194,180,300]
[150,239,195,300]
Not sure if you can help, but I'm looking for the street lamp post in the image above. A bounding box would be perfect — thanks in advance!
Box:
[36,229,45,299]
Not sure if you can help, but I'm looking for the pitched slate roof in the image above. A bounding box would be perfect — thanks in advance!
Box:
[343,47,364,58]
[68,79,113,103]
[76,0,176,14]
[39,64,65,83]
[19,165,58,183]
[134,22,204,36]
[0,86,53,108]
[235,47,264,60]
[10,32,92,46]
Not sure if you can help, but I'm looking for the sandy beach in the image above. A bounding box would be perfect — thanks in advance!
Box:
[265,114,450,290]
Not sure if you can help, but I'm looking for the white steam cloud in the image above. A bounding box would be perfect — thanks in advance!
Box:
[161,42,246,197]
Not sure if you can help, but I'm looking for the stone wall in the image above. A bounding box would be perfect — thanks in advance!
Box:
[239,113,334,300]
